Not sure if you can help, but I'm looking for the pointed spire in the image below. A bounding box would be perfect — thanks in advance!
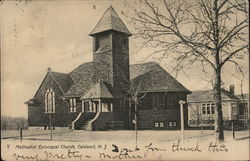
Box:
[89,5,132,36]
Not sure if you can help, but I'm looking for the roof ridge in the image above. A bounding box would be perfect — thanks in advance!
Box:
[89,7,111,36]
[131,61,158,65]
[109,6,131,35]
[69,61,93,74]
[50,71,68,75]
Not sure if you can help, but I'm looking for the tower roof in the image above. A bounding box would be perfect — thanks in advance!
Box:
[89,5,132,36]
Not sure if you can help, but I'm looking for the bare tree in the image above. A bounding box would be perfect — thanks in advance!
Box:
[1,117,8,130]
[125,0,248,141]
[121,79,147,146]
[189,100,202,127]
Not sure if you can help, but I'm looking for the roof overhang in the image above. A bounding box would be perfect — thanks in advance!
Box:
[25,98,41,106]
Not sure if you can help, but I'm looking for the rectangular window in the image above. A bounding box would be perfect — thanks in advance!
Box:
[154,122,159,127]
[231,102,238,115]
[73,98,76,112]
[108,103,113,112]
[102,103,110,112]
[202,104,206,114]
[70,99,73,112]
[239,103,247,115]
[207,103,211,114]
[70,98,77,112]
[211,103,215,114]
[160,122,164,127]
[168,121,177,127]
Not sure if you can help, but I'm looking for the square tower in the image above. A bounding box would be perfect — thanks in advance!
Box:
[89,6,132,115]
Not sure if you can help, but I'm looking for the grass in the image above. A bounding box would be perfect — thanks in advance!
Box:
[2,129,249,143]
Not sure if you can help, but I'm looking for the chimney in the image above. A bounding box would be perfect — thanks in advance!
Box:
[229,85,234,94]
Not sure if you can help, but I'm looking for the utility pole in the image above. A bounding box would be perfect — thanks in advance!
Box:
[179,100,186,141]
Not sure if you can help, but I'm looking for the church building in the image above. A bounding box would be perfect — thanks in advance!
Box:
[26,6,191,131]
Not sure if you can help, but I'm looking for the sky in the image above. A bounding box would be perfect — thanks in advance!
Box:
[1,0,249,118]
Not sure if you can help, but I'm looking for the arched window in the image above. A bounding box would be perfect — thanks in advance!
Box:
[45,88,55,113]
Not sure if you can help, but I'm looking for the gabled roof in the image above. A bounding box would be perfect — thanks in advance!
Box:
[50,72,74,93]
[130,62,191,93]
[89,5,132,36]
[80,80,113,99]
[187,89,240,103]
[33,70,74,98]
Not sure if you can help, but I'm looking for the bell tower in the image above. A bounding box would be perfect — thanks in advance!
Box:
[89,5,132,115]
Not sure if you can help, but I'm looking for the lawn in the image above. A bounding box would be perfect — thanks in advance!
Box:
[2,129,249,143]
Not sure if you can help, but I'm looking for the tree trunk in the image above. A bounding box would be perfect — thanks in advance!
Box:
[129,99,131,129]
[197,116,200,127]
[135,103,138,145]
[213,0,224,142]
[214,68,224,142]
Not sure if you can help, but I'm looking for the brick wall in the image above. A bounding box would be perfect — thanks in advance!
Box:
[28,73,79,128]
[137,108,188,129]
[92,112,113,130]
[112,32,130,99]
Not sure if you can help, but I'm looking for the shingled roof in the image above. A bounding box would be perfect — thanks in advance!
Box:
[63,61,190,97]
[69,62,93,83]
[130,62,190,93]
[89,5,132,36]
[64,62,95,97]
[130,62,164,79]
[81,80,113,99]
[187,89,240,103]
[50,72,74,93]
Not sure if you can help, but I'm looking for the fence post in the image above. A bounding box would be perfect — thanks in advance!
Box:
[20,127,23,142]
[179,100,186,141]
[232,121,235,139]
[49,113,52,140]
